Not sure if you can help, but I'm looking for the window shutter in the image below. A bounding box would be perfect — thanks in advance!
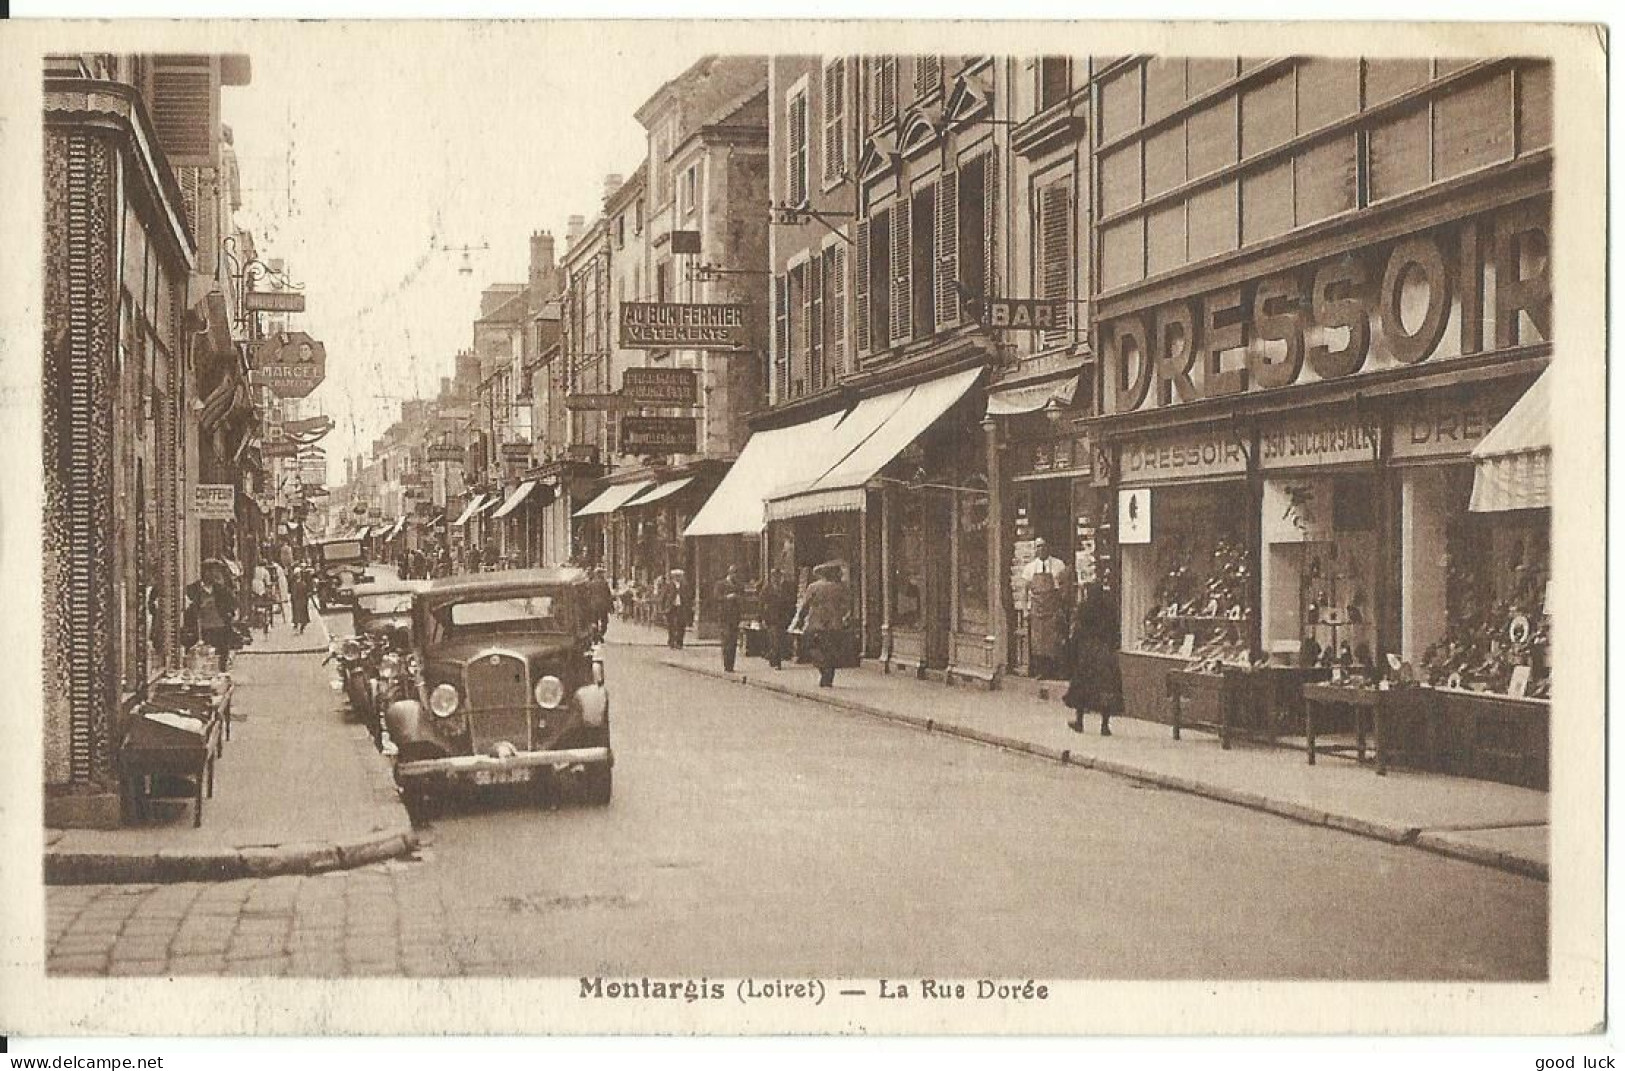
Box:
[788,93,808,206]
[773,273,790,400]
[984,154,1000,299]
[875,57,898,126]
[890,197,912,343]
[789,263,805,397]
[915,55,941,99]
[1039,180,1072,347]
[148,55,217,168]
[854,219,871,356]
[823,59,846,184]
[935,169,959,330]
[809,253,824,390]
[829,244,847,378]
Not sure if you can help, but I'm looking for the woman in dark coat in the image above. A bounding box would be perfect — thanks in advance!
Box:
[289,567,314,634]
[1063,581,1121,736]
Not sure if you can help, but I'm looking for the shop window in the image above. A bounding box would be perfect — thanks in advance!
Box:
[1260,473,1381,670]
[1417,466,1550,698]
[892,491,926,630]
[1122,482,1253,664]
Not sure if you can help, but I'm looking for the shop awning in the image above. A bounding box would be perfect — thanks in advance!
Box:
[1470,369,1550,513]
[353,524,374,539]
[766,366,984,522]
[627,476,694,508]
[490,480,540,519]
[388,517,408,538]
[683,411,848,537]
[451,494,491,527]
[574,479,654,518]
[985,367,1081,416]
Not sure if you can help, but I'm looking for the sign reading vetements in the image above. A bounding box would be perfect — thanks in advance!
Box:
[619,416,698,455]
[622,367,698,405]
[619,303,748,350]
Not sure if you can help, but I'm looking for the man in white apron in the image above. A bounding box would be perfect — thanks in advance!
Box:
[1023,538,1071,679]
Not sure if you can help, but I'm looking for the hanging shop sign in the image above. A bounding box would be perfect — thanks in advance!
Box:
[299,457,327,486]
[622,367,698,405]
[262,440,299,459]
[1117,487,1152,545]
[619,302,748,350]
[193,483,236,521]
[980,297,1073,331]
[670,230,702,255]
[1390,382,1525,461]
[1262,477,1335,543]
[427,444,465,463]
[1101,200,1550,415]
[283,415,334,437]
[619,416,698,455]
[1259,412,1379,470]
[501,441,533,463]
[243,290,307,314]
[1119,428,1247,485]
[565,393,641,412]
[1010,434,1093,480]
[249,331,328,398]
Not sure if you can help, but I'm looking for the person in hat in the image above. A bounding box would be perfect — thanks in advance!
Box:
[760,568,797,670]
[713,565,745,673]
[660,568,693,649]
[1063,580,1121,736]
[794,561,851,688]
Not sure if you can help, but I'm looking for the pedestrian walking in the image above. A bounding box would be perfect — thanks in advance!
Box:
[659,568,692,649]
[252,559,273,635]
[713,565,744,672]
[289,567,314,635]
[589,566,614,639]
[794,561,850,688]
[1023,537,1072,680]
[760,568,797,670]
[1063,580,1121,736]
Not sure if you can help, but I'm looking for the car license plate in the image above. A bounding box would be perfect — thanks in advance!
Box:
[473,768,531,786]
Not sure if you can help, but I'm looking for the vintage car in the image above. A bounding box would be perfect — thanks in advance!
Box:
[385,568,611,805]
[312,537,374,610]
[351,579,430,646]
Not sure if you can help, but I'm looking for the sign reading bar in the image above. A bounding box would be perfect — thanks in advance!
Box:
[565,393,640,412]
[619,416,698,455]
[243,290,307,314]
[193,483,236,521]
[980,297,1073,331]
[622,367,698,405]
[427,444,465,463]
[619,302,748,350]
[250,331,327,398]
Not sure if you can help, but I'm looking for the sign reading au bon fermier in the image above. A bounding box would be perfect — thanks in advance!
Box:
[250,331,327,398]
[619,302,748,350]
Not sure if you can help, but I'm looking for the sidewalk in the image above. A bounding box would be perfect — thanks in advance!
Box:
[46,603,417,884]
[656,645,1549,880]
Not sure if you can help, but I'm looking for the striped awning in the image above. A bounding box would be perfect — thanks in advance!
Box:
[625,476,694,508]
[1470,370,1550,513]
[451,494,491,527]
[491,480,540,519]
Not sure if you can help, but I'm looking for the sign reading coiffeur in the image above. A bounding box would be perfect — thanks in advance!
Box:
[619,302,748,350]
[250,331,327,398]
[1101,200,1550,415]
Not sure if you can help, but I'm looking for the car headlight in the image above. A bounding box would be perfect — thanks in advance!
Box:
[429,682,460,717]
[592,659,605,686]
[339,637,362,660]
[533,675,564,709]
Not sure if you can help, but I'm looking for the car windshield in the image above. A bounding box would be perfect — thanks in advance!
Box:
[358,592,414,614]
[429,590,573,642]
[322,540,364,562]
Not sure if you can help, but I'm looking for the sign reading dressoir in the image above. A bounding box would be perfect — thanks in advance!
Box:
[619,302,748,350]
[1100,200,1550,415]
[619,416,698,455]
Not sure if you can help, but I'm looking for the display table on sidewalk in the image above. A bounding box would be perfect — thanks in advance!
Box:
[1166,663,1328,749]
[119,706,221,827]
[1302,681,1439,776]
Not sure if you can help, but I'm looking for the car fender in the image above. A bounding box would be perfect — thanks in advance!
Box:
[385,697,430,745]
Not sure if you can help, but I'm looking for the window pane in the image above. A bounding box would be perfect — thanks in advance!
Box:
[1294,134,1357,225]
[1241,160,1293,245]
[1146,202,1187,276]
[1433,72,1514,180]
[1144,57,1185,123]
[1364,58,1431,106]
[1186,96,1238,178]
[1099,64,1143,141]
[1100,217,1145,290]
[1144,124,1187,198]
[1369,104,1430,202]
[1518,61,1552,151]
[1241,71,1295,157]
[1295,57,1359,133]
[1100,143,1142,214]
[1186,58,1238,98]
[1187,180,1238,261]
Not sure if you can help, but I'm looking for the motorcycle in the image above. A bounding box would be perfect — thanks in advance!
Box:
[325,634,379,722]
[371,647,416,756]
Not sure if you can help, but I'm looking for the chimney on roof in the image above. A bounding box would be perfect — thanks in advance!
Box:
[529,230,557,300]
[566,215,585,248]
[603,173,624,202]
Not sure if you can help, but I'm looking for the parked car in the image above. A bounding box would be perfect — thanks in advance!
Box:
[341,580,430,745]
[351,579,429,647]
[312,537,373,611]
[385,567,611,806]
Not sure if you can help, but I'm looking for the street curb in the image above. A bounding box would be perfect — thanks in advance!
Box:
[44,826,419,885]
[661,658,1546,882]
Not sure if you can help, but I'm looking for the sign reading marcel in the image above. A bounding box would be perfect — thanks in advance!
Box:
[619,302,748,350]
[1100,200,1550,415]
[250,331,327,398]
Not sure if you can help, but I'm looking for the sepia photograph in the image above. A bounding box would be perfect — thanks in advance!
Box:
[0,12,1608,1042]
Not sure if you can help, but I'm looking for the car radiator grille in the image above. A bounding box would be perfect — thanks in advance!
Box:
[465,652,532,753]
